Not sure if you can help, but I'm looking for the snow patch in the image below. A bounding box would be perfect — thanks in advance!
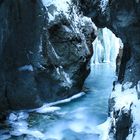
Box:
[42,0,71,22]
[100,0,109,13]
[136,81,140,93]
[97,118,112,140]
[128,99,140,140]
[48,92,85,106]
[98,83,140,140]
[42,0,70,12]
[18,65,33,72]
[62,71,72,88]
[7,112,45,139]
[111,84,137,111]
[36,106,61,114]
[33,92,85,113]
[51,45,60,59]
[8,112,29,122]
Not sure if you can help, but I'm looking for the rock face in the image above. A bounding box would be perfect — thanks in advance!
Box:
[108,96,133,140]
[76,0,140,87]
[0,0,46,112]
[75,0,140,139]
[0,0,96,112]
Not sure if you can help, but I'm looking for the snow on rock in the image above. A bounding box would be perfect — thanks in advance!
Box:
[127,93,140,140]
[92,28,121,64]
[7,111,45,139]
[136,81,140,93]
[42,0,71,22]
[42,0,70,12]
[0,134,11,140]
[34,92,85,114]
[111,84,137,111]
[36,106,61,114]
[10,127,45,139]
[18,65,33,72]
[100,0,109,13]
[54,66,73,88]
[97,118,112,140]
[8,113,18,122]
[61,71,73,88]
[8,112,29,122]
[97,83,140,140]
[48,92,86,106]
[17,112,29,120]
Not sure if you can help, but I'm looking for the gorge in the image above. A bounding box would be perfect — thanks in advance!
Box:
[0,0,140,140]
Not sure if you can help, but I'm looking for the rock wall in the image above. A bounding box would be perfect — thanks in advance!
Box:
[76,0,140,87]
[0,0,96,112]
[75,0,140,139]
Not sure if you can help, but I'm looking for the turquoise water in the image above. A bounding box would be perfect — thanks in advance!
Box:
[0,63,115,140]
[28,63,115,140]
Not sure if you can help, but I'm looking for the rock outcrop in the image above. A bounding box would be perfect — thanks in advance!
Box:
[76,0,140,87]
[75,0,140,139]
[0,0,96,113]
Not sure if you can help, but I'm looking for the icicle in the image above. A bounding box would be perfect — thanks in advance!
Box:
[92,27,122,65]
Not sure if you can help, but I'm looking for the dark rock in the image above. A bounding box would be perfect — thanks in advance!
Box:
[118,44,131,83]
[109,106,132,140]
[0,0,46,111]
[76,0,140,86]
[108,95,133,140]
[0,0,96,112]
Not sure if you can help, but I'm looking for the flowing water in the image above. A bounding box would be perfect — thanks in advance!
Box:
[0,63,116,140]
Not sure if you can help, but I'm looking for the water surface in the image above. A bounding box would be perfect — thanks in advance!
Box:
[0,63,116,140]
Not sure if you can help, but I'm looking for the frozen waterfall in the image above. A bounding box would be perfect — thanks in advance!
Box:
[92,28,123,64]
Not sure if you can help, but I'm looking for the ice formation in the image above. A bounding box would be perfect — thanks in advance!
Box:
[92,28,122,64]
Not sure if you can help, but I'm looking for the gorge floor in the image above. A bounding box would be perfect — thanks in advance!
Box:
[0,63,116,140]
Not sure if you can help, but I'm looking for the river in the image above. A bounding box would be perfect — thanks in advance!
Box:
[0,63,116,140]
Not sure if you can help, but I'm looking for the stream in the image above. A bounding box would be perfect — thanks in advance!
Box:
[0,63,116,140]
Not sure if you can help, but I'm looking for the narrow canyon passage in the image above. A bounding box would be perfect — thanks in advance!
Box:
[1,62,116,140]
[37,63,116,140]
[0,0,140,140]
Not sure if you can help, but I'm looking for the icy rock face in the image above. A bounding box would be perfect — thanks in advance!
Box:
[92,28,121,64]
[106,84,140,140]
[76,0,140,86]
[38,1,96,102]
[0,0,96,112]
[76,0,140,139]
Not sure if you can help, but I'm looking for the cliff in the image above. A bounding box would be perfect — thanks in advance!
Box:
[0,0,96,113]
